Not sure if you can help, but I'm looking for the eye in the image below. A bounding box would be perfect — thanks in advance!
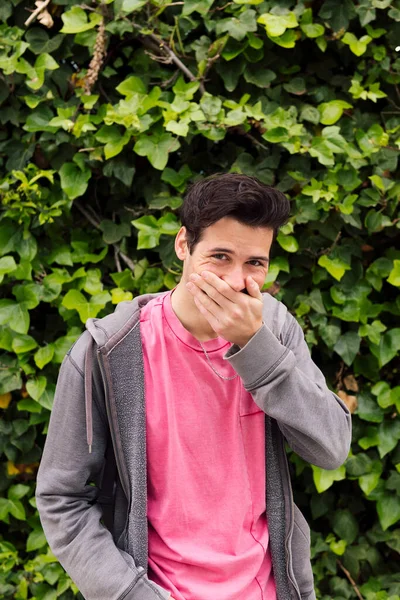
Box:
[212,254,228,260]
[248,260,264,267]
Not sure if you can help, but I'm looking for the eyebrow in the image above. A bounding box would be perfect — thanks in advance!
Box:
[208,247,269,263]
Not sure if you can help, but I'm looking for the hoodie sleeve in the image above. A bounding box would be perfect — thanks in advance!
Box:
[225,313,352,470]
[36,334,170,600]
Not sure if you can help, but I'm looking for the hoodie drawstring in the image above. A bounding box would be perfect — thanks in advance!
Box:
[84,337,94,453]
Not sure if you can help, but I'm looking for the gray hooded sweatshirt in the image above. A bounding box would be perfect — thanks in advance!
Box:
[36,291,351,600]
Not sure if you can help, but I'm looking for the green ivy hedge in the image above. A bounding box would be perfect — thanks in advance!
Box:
[0,0,399,598]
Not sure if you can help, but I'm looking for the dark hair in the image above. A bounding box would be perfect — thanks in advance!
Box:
[180,173,291,252]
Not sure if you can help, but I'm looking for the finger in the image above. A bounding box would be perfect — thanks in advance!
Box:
[199,271,237,302]
[189,273,232,308]
[246,276,263,300]
[186,281,225,319]
[192,296,221,333]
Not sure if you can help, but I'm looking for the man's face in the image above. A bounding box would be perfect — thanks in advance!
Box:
[175,217,274,293]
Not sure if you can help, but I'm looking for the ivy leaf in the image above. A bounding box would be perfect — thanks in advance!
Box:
[342,32,372,56]
[131,216,160,249]
[359,469,382,496]
[312,465,346,492]
[244,66,276,88]
[377,420,400,458]
[60,7,102,34]
[26,54,59,91]
[258,11,298,37]
[182,0,215,16]
[370,329,400,367]
[0,356,22,395]
[7,499,26,520]
[268,30,298,48]
[0,222,20,256]
[387,260,400,287]
[47,246,73,267]
[301,21,325,38]
[318,100,352,125]
[356,0,376,26]
[318,255,351,281]
[34,345,55,370]
[23,106,57,133]
[25,29,64,55]
[8,484,30,501]
[111,288,133,304]
[26,376,47,401]
[333,331,361,366]
[138,267,164,294]
[216,10,258,41]
[95,125,131,160]
[116,75,147,96]
[357,393,384,423]
[134,133,180,170]
[0,300,30,334]
[62,290,111,322]
[59,162,91,200]
[276,233,299,253]
[99,220,131,244]
[332,509,359,543]
[0,256,17,283]
[158,213,180,236]
[318,0,356,32]
[12,334,38,354]
[37,383,55,410]
[119,0,149,13]
[111,269,137,291]
[377,495,400,530]
[26,528,47,552]
[13,284,40,310]
[82,269,103,295]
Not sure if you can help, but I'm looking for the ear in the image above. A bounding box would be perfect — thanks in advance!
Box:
[175,226,188,261]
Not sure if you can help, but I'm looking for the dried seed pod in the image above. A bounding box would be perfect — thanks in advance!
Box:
[83,18,106,96]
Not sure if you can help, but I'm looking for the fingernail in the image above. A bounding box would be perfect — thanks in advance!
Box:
[190,273,200,281]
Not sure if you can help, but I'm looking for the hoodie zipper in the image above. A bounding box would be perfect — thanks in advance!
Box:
[97,349,131,504]
[277,433,302,600]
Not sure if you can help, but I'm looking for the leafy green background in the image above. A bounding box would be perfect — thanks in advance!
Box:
[0,0,399,598]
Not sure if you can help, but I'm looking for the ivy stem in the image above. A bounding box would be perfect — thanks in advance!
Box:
[75,201,136,273]
[132,23,205,95]
[337,560,364,600]
[24,0,51,27]
[114,246,122,272]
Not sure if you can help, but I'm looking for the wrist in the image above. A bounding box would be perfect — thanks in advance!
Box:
[236,322,263,349]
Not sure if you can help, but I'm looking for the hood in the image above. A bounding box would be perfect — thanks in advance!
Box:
[83,292,168,452]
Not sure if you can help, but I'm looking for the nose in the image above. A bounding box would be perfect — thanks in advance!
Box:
[221,268,246,293]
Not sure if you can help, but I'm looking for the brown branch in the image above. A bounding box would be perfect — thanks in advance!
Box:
[75,201,137,273]
[24,0,51,26]
[133,23,205,95]
[337,560,364,600]
[244,133,269,152]
[114,246,122,272]
[318,231,342,256]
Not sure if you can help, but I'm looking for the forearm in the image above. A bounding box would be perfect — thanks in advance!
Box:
[225,321,351,469]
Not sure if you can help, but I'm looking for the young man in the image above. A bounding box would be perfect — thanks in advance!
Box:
[36,173,351,600]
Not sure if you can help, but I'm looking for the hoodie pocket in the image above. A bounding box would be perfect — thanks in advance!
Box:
[291,504,315,596]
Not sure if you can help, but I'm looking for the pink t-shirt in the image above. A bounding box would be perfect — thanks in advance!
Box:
[140,291,276,600]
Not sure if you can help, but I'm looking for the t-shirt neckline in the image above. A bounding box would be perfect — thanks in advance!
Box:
[163,290,230,353]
